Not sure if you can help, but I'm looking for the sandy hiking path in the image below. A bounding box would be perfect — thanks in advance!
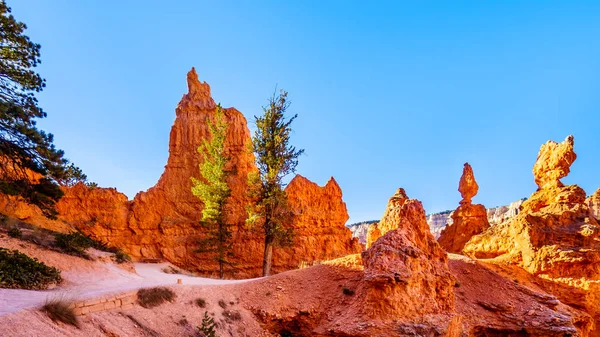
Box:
[0,236,252,316]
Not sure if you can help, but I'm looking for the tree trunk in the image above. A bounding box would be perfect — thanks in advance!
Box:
[219,261,223,279]
[262,234,274,276]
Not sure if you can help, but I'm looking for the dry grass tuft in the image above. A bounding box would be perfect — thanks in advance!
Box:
[137,287,176,308]
[41,298,79,328]
[195,298,207,308]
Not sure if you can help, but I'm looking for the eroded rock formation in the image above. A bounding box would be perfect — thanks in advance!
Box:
[533,135,577,189]
[589,188,600,220]
[360,197,455,321]
[365,188,408,248]
[463,135,600,333]
[243,190,591,336]
[437,163,490,253]
[0,68,360,278]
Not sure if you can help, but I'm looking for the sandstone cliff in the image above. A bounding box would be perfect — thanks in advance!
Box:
[438,163,490,253]
[463,135,600,334]
[0,68,361,278]
[426,210,453,237]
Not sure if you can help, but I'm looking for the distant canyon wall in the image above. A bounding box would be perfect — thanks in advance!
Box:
[348,198,526,243]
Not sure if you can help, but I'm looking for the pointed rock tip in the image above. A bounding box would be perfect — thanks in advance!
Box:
[186,67,211,96]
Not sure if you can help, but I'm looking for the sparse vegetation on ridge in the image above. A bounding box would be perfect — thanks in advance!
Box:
[54,231,117,259]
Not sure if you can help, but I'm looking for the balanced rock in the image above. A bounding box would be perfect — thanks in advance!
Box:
[533,135,577,189]
[458,162,478,204]
[437,163,490,253]
[463,135,600,331]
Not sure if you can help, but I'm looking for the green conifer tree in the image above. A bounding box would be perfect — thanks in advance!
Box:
[247,90,304,276]
[0,1,86,218]
[191,105,234,279]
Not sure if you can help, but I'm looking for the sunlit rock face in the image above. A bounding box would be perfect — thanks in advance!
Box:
[437,163,490,253]
[463,135,600,332]
[588,188,600,220]
[0,68,361,278]
[365,188,408,248]
[360,192,455,321]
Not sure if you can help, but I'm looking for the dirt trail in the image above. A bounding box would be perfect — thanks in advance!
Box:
[0,236,252,315]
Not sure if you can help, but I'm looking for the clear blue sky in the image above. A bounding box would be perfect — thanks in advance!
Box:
[11,1,600,223]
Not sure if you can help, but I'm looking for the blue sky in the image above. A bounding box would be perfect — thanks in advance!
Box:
[11,1,600,223]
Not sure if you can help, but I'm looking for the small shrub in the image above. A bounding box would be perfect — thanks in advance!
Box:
[115,250,131,264]
[342,287,355,296]
[8,226,22,238]
[454,282,461,288]
[137,287,176,308]
[54,231,116,259]
[0,248,62,289]
[196,298,207,308]
[86,182,98,189]
[197,311,216,337]
[222,309,241,322]
[162,265,182,274]
[178,317,188,326]
[218,299,227,309]
[266,292,271,297]
[41,298,79,328]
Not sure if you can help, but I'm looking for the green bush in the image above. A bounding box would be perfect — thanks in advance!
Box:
[342,287,355,296]
[197,311,216,337]
[54,231,115,259]
[115,250,131,264]
[8,226,22,238]
[0,248,62,289]
[41,298,79,328]
[137,287,176,308]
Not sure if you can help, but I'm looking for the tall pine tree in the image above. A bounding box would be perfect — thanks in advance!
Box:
[191,105,234,279]
[0,1,86,218]
[247,90,303,276]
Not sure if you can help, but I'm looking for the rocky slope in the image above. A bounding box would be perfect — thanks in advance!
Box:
[248,188,592,336]
[0,68,361,278]
[463,135,600,335]
[438,163,490,253]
